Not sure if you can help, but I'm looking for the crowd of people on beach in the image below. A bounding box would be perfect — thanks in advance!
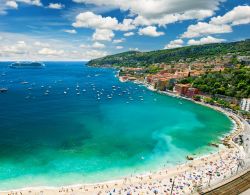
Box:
[86,149,243,195]
[6,147,247,195]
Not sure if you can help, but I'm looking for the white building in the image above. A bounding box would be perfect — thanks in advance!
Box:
[240,98,250,112]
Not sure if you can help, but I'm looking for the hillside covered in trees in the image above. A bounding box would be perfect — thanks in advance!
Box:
[179,66,250,98]
[88,40,250,67]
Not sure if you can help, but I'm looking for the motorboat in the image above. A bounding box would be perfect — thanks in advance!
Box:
[0,88,8,93]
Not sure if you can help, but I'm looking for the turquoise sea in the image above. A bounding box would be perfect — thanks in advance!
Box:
[0,62,232,190]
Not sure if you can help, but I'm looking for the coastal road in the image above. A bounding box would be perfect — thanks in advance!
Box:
[203,171,250,195]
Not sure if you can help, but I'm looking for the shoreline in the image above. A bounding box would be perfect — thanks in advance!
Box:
[1,76,249,194]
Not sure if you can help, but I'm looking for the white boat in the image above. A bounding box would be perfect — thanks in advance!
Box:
[21,81,29,84]
[0,88,8,93]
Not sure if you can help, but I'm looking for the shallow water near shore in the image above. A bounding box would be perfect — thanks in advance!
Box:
[0,62,232,190]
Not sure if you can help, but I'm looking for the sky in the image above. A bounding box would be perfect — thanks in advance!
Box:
[0,0,249,61]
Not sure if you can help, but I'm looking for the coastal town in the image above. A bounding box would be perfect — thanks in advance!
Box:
[1,0,250,193]
[118,54,250,121]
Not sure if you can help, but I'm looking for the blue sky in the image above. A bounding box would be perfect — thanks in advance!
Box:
[0,0,249,61]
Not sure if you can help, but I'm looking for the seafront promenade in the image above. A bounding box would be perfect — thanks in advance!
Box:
[3,92,250,195]
[203,170,250,195]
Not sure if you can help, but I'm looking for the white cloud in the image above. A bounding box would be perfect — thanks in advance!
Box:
[164,39,183,49]
[73,0,223,19]
[71,1,233,43]
[116,46,124,49]
[80,42,106,49]
[138,26,164,37]
[72,48,107,59]
[113,38,125,44]
[133,9,214,26]
[38,48,64,55]
[6,1,18,9]
[210,6,250,26]
[73,11,118,30]
[182,5,250,38]
[73,11,135,31]
[72,12,135,41]
[79,44,88,49]
[182,22,232,38]
[72,0,224,27]
[84,49,107,59]
[117,19,135,31]
[16,0,42,6]
[124,32,134,37]
[48,3,64,9]
[34,41,50,47]
[92,42,106,49]
[92,29,115,41]
[187,36,226,45]
[1,40,28,54]
[0,32,107,61]
[64,29,77,34]
[0,0,42,15]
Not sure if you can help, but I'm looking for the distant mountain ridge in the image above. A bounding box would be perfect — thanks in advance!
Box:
[88,39,250,67]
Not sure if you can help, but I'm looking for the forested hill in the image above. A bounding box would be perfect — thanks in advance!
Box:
[87,39,250,67]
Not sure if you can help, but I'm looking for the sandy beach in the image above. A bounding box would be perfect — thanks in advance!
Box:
[2,82,250,195]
